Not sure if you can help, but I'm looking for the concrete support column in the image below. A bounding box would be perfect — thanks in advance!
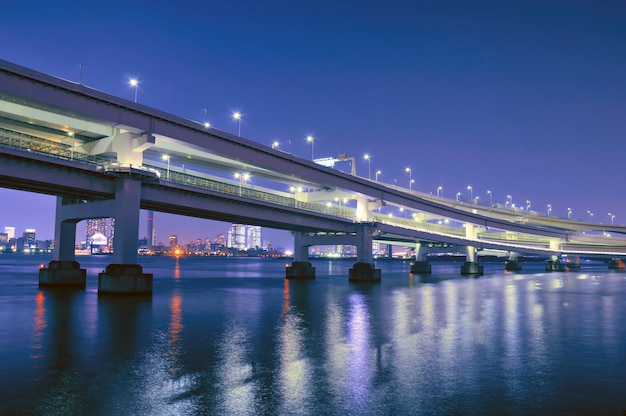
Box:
[504,251,523,271]
[39,196,86,288]
[545,255,564,272]
[53,197,78,262]
[461,223,483,275]
[410,242,431,274]
[350,223,381,282]
[99,177,152,295]
[286,232,315,279]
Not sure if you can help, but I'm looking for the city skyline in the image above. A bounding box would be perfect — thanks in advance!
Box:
[1,1,625,248]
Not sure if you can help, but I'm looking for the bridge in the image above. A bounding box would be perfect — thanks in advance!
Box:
[2,59,625,293]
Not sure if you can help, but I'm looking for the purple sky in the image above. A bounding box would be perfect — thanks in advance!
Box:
[2,0,625,249]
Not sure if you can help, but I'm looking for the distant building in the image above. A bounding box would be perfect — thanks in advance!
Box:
[4,226,15,240]
[23,229,36,250]
[86,218,114,250]
[227,224,261,250]
[169,234,178,248]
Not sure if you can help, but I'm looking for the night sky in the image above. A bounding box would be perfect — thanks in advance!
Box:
[2,0,625,249]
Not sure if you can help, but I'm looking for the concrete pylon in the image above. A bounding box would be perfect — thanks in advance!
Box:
[99,177,152,294]
[410,242,431,274]
[39,197,86,288]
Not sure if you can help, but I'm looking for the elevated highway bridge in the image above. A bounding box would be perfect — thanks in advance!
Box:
[2,59,625,292]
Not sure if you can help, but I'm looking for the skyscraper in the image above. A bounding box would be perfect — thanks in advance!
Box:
[86,218,114,250]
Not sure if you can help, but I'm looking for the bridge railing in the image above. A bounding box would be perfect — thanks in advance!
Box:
[0,127,113,166]
[146,166,359,222]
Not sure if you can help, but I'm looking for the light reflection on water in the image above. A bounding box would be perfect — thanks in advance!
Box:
[1,255,626,415]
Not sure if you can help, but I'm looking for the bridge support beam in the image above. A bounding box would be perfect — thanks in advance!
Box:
[461,245,483,275]
[98,177,153,295]
[461,224,483,275]
[349,223,381,282]
[504,251,523,271]
[545,255,564,272]
[286,232,316,279]
[39,197,86,288]
[410,243,431,274]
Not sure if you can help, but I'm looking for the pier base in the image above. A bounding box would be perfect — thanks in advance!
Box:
[504,259,523,271]
[349,262,381,282]
[286,261,316,279]
[98,264,153,295]
[410,261,432,274]
[38,260,86,288]
[545,260,564,272]
[460,261,484,275]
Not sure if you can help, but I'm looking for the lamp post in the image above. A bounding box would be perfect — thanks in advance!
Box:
[587,210,593,222]
[526,200,531,211]
[364,154,371,179]
[467,185,473,200]
[235,172,250,196]
[306,135,314,160]
[272,141,279,149]
[507,195,512,209]
[203,108,210,128]
[547,204,552,217]
[129,78,138,103]
[405,167,412,189]
[375,170,381,182]
[233,112,242,136]
[162,154,170,180]
[474,196,479,205]
[568,207,572,219]
[487,190,492,207]
[456,192,461,201]
[609,213,615,224]
[437,186,442,197]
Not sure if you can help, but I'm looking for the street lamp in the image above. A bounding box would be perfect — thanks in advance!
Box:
[306,135,314,160]
[364,154,371,179]
[547,204,552,217]
[456,192,461,201]
[487,190,492,207]
[272,141,280,149]
[437,186,442,197]
[375,170,381,181]
[609,213,615,224]
[235,172,250,196]
[568,208,572,219]
[526,200,531,211]
[474,196,479,205]
[162,154,170,180]
[587,210,593,222]
[233,112,242,136]
[203,108,211,128]
[507,195,512,208]
[405,167,412,189]
[129,78,138,103]
[467,185,473,199]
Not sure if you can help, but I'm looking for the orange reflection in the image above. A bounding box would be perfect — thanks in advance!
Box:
[31,290,46,358]
[169,292,183,344]
[282,279,291,316]
[174,257,181,280]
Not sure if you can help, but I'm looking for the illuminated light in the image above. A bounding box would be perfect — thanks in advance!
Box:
[39,264,45,269]
[204,122,210,128]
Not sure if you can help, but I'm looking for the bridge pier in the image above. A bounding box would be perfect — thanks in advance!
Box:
[286,232,316,279]
[461,246,483,275]
[348,224,380,282]
[546,255,564,272]
[98,176,153,295]
[504,252,523,271]
[39,197,86,288]
[410,243,431,274]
